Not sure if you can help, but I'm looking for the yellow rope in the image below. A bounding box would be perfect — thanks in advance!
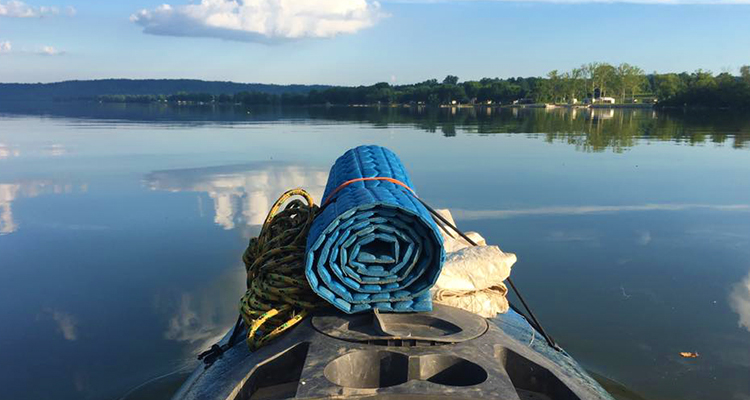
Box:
[239,188,326,350]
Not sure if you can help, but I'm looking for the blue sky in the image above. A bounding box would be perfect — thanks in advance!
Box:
[0,0,749,85]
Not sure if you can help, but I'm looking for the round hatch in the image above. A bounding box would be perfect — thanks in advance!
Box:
[312,304,487,344]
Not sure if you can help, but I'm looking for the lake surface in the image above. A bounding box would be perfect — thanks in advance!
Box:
[1,103,749,400]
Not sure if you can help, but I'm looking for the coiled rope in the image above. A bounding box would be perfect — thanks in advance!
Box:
[239,189,327,350]
[236,187,558,353]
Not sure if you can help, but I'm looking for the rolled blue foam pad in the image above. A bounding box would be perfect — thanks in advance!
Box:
[305,145,445,314]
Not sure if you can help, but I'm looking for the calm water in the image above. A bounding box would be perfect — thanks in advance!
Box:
[1,103,749,400]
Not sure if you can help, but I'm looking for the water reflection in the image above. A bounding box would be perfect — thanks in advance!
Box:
[37,308,79,341]
[43,144,68,157]
[306,106,750,151]
[591,108,615,120]
[0,142,21,159]
[3,103,749,153]
[143,162,330,357]
[0,181,81,235]
[452,203,750,220]
[1,106,749,400]
[730,271,750,333]
[0,142,69,159]
[154,266,246,352]
[145,163,328,229]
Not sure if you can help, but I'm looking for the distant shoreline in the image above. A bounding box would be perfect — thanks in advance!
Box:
[94,100,657,110]
[3,64,750,110]
[3,97,657,109]
[12,99,750,112]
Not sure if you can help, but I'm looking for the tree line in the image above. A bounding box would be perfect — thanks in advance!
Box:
[97,91,308,105]
[93,63,750,109]
[0,79,327,100]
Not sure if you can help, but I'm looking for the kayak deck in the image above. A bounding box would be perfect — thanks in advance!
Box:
[173,305,613,400]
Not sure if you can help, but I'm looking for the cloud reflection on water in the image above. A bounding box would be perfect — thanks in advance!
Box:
[145,162,328,230]
[0,181,80,235]
[730,271,750,334]
[35,308,79,341]
[452,203,750,220]
[0,142,21,159]
[145,162,330,352]
[0,142,70,159]
[154,265,247,354]
[51,310,78,341]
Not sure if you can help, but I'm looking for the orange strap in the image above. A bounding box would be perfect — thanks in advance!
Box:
[322,177,416,206]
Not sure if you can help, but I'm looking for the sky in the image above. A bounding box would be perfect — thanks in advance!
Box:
[0,0,749,85]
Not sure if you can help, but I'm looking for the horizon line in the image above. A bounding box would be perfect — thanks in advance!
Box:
[1,67,746,88]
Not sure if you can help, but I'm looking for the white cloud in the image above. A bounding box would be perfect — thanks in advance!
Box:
[0,1,70,18]
[0,41,65,55]
[38,45,63,55]
[131,0,384,43]
[528,0,750,3]
[397,0,750,3]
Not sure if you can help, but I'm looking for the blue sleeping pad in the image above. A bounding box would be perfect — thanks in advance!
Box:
[305,145,445,313]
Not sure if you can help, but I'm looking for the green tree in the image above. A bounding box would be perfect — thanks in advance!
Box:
[463,81,482,102]
[653,73,683,100]
[545,70,564,103]
[692,70,717,89]
[592,63,617,98]
[570,67,586,102]
[583,62,599,99]
[442,75,459,85]
[740,65,750,84]
[616,63,646,102]
[715,72,735,87]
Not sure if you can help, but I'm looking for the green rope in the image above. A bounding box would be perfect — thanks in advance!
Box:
[239,189,327,350]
